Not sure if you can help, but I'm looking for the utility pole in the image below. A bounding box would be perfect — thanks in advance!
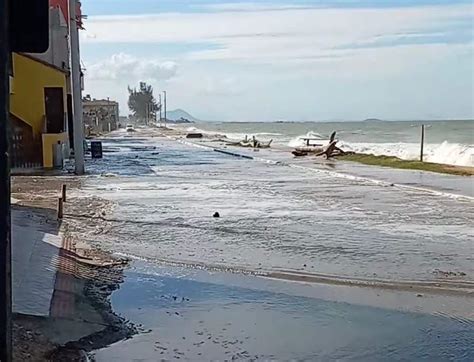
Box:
[69,0,85,175]
[163,91,167,127]
[0,0,12,359]
[159,93,162,127]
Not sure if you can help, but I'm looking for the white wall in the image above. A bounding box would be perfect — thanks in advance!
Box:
[28,7,70,71]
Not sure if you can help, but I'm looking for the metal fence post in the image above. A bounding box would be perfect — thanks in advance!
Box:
[420,124,425,162]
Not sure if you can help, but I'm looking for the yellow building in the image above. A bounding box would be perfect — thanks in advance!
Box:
[10,53,69,168]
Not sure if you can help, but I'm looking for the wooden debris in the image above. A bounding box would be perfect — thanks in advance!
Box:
[226,135,273,149]
[292,131,352,158]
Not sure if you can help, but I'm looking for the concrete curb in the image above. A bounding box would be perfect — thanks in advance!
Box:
[213,148,254,160]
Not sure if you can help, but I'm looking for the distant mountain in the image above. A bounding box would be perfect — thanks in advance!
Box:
[165,109,199,123]
[363,118,385,122]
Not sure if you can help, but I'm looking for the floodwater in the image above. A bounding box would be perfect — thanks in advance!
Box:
[93,261,474,361]
[82,130,474,360]
[80,131,474,283]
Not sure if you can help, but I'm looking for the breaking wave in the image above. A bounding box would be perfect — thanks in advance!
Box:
[288,132,327,148]
[339,141,473,167]
[288,132,473,167]
[185,125,473,167]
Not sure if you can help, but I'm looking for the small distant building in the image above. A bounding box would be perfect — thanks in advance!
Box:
[82,95,120,135]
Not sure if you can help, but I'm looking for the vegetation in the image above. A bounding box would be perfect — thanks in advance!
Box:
[337,154,474,176]
[127,82,159,122]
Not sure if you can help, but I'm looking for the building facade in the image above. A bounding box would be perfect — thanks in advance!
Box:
[9,53,69,168]
[27,6,70,72]
[8,0,85,169]
[83,95,120,135]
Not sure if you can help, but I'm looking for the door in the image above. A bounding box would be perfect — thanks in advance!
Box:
[44,87,64,133]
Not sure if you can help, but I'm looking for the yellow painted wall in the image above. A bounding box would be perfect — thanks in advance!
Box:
[10,53,67,136]
[42,133,68,168]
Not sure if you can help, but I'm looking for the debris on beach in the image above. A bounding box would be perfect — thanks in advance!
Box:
[213,212,220,218]
[291,131,352,158]
[432,269,467,278]
[186,132,203,139]
[226,135,273,149]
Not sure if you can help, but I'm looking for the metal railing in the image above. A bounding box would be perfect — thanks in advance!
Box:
[9,132,42,169]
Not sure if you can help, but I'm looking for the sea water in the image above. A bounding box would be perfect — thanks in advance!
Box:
[189,120,474,166]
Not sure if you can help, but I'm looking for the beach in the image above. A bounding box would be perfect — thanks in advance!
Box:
[56,125,473,360]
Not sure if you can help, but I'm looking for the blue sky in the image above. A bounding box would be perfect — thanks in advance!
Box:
[80,0,474,121]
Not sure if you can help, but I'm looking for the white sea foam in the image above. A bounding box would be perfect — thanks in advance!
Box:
[287,131,473,167]
[288,132,326,148]
[186,124,473,167]
[339,141,473,167]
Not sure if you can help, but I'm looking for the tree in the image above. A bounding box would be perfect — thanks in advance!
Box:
[127,82,159,124]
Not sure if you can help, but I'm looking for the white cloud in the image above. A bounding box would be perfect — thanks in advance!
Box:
[201,76,245,96]
[81,2,474,120]
[82,3,472,65]
[198,2,312,12]
[85,53,178,82]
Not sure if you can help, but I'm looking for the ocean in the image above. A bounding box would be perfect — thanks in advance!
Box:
[187,120,474,167]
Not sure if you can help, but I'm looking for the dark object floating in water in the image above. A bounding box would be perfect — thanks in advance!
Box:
[186,133,203,139]
[213,212,220,218]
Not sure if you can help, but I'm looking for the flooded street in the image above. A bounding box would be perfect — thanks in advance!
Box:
[75,129,474,360]
[79,131,474,283]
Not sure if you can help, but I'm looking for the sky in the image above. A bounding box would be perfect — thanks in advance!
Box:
[80,0,474,121]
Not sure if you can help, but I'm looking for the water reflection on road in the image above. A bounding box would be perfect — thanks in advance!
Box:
[94,262,474,361]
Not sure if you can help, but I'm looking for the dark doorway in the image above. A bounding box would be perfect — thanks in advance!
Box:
[44,87,64,133]
[67,94,74,148]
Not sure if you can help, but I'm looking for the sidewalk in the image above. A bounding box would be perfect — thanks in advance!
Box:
[10,176,134,360]
[12,204,62,316]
